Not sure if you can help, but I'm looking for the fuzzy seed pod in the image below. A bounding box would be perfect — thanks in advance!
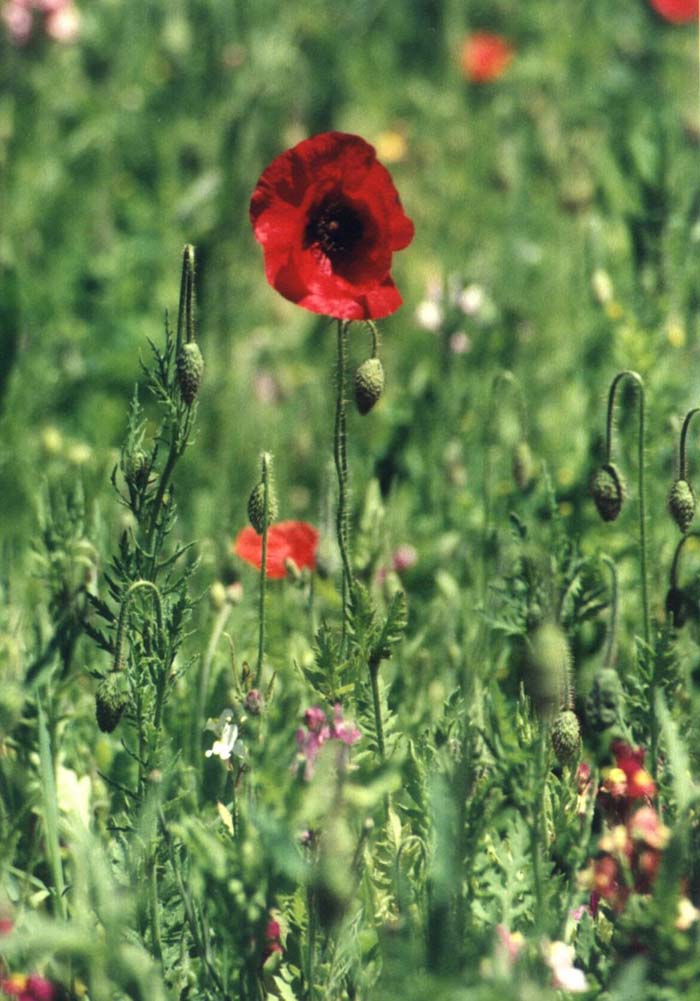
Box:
[512,440,535,492]
[95,673,129,734]
[665,587,688,629]
[590,463,625,522]
[247,481,279,534]
[354,357,385,415]
[176,342,204,405]
[525,622,573,720]
[551,709,581,765]
[585,667,624,733]
[668,479,696,535]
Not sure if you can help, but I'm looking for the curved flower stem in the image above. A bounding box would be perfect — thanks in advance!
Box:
[678,407,700,482]
[334,320,353,643]
[255,453,272,686]
[601,554,619,670]
[113,579,165,673]
[365,319,380,358]
[481,370,529,593]
[604,371,650,651]
[669,531,700,591]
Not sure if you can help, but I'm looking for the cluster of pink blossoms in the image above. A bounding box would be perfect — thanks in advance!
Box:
[295,705,361,780]
[1,974,55,1001]
[2,0,79,46]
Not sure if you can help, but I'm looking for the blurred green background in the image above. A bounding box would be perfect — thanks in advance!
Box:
[1,0,699,567]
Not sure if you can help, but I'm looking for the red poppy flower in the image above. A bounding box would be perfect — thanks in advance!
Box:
[649,0,697,23]
[234,521,318,579]
[250,131,414,320]
[461,33,514,84]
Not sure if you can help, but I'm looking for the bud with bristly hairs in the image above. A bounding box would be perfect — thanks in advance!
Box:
[668,479,696,535]
[551,709,581,765]
[354,357,385,415]
[590,463,625,522]
[525,622,573,720]
[95,672,129,733]
[247,454,279,534]
[512,440,536,492]
[176,341,204,405]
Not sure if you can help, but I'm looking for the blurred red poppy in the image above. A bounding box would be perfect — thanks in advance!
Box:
[250,131,414,320]
[234,521,319,579]
[649,0,697,22]
[461,33,514,83]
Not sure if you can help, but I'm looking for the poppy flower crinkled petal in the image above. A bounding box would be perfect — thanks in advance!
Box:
[234,521,319,579]
[250,131,414,320]
[650,0,697,21]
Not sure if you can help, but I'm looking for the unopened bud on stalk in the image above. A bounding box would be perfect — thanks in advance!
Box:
[176,342,204,405]
[665,586,688,629]
[512,440,535,492]
[590,463,625,522]
[95,673,129,733]
[551,710,581,765]
[585,667,624,733]
[525,622,573,720]
[247,462,279,535]
[668,479,696,535]
[125,448,149,488]
[354,357,385,415]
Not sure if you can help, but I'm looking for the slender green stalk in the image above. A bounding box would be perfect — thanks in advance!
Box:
[196,602,232,739]
[604,371,650,650]
[369,663,386,760]
[679,407,700,482]
[481,370,529,594]
[255,454,271,685]
[148,851,164,969]
[306,884,317,1001]
[601,554,619,670]
[333,320,353,640]
[531,726,548,933]
[37,701,67,920]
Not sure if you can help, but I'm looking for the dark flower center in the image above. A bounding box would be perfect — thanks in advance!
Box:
[304,198,365,262]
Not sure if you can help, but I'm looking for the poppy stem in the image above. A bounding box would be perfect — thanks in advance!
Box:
[255,453,271,686]
[678,407,700,482]
[334,319,353,641]
[601,554,619,671]
[604,371,650,651]
[365,319,380,358]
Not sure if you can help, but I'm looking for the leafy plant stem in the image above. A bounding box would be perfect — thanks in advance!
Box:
[601,554,619,669]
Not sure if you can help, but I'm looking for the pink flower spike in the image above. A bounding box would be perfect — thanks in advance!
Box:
[304,706,327,733]
[2,4,33,44]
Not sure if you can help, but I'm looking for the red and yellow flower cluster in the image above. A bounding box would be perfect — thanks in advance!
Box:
[583,742,666,914]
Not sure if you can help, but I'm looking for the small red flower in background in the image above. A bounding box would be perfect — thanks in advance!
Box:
[1,974,56,1001]
[250,131,414,320]
[234,521,318,579]
[461,33,514,83]
[608,741,656,800]
[649,0,697,23]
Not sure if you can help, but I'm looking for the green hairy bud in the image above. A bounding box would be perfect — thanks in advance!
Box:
[247,480,279,534]
[525,622,573,720]
[176,341,204,405]
[95,673,129,734]
[590,463,625,522]
[551,709,581,765]
[668,479,695,535]
[512,440,535,492]
[354,357,385,415]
